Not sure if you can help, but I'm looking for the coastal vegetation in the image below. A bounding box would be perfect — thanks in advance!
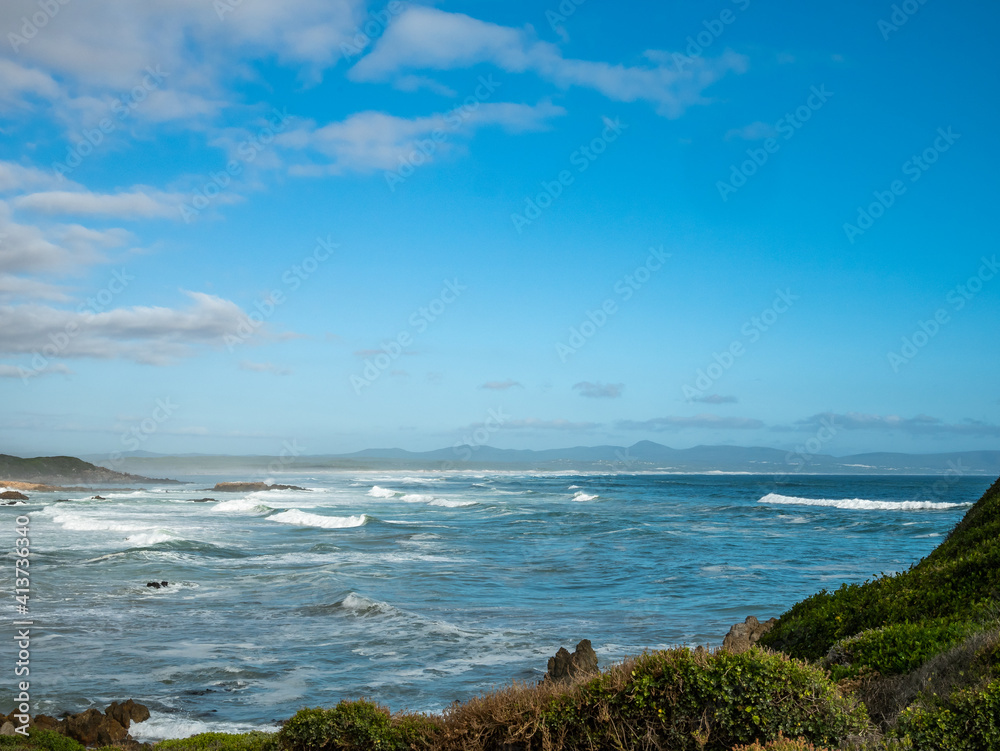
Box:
[5,477,998,750]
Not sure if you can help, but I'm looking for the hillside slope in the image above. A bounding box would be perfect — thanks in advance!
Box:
[0,454,177,485]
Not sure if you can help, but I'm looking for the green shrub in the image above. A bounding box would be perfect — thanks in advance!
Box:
[827,620,977,680]
[278,701,437,751]
[542,647,869,751]
[155,731,278,751]
[0,730,84,751]
[893,678,1000,750]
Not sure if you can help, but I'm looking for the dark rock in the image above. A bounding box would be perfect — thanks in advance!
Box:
[106,699,150,728]
[160,581,169,587]
[544,639,599,684]
[0,491,28,500]
[721,615,777,654]
[192,498,215,502]
[212,482,307,492]
[146,582,161,589]
[64,708,107,746]
[92,495,106,500]
[32,714,63,733]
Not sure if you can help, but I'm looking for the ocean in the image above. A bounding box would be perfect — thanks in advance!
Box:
[2,471,991,741]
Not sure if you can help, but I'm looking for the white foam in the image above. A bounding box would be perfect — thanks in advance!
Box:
[129,713,279,743]
[268,509,368,528]
[401,493,433,503]
[572,491,599,502]
[367,485,397,498]
[568,484,581,489]
[429,498,476,507]
[50,513,140,533]
[758,493,970,511]
[211,497,272,514]
[126,531,175,546]
[340,592,400,615]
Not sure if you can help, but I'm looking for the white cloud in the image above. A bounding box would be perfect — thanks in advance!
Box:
[573,381,623,398]
[1,0,366,89]
[0,275,71,303]
[0,292,267,365]
[0,160,74,193]
[0,58,60,106]
[725,121,778,141]
[690,394,738,404]
[14,189,182,220]
[281,100,565,173]
[350,6,748,117]
[0,203,128,275]
[480,379,523,390]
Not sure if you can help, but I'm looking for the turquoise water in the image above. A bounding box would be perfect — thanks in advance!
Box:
[1,472,990,740]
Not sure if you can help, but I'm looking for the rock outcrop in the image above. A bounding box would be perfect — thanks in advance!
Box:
[0,491,28,500]
[544,639,599,683]
[722,615,777,653]
[212,482,306,492]
[0,454,177,486]
[3,700,150,747]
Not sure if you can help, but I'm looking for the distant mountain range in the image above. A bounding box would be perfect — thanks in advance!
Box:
[78,441,1000,475]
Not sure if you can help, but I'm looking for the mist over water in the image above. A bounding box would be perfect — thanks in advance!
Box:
[2,472,989,741]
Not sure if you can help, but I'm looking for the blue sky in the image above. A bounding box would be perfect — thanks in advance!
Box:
[1,0,998,458]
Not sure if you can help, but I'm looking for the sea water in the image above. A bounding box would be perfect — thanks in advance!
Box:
[0,471,990,740]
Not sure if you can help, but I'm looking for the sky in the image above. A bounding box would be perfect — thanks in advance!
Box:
[1,0,998,459]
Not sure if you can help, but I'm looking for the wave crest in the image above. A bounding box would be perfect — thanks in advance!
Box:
[758,493,971,511]
[268,510,368,529]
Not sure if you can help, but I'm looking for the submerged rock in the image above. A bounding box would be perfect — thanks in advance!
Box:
[722,615,777,653]
[544,639,599,683]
